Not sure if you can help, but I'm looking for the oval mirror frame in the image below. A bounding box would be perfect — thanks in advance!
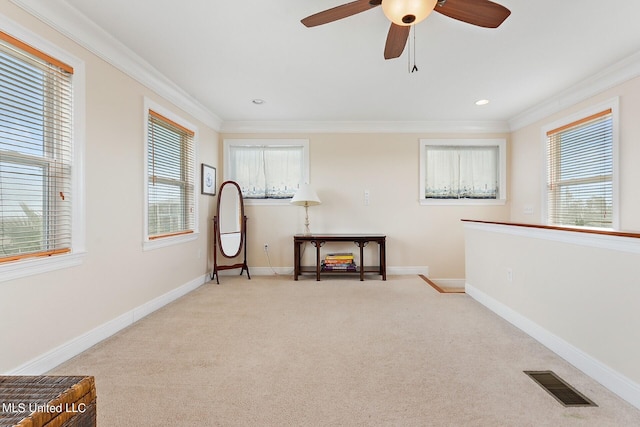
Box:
[216,180,245,258]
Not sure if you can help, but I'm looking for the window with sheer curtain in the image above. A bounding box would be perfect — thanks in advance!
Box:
[224,139,309,201]
[545,106,616,229]
[0,31,74,262]
[419,139,506,204]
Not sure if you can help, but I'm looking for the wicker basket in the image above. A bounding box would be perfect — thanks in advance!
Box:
[0,376,96,427]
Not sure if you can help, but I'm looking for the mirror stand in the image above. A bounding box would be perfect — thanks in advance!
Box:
[212,215,250,284]
[211,180,250,284]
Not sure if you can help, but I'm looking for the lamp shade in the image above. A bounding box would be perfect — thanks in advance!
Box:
[381,0,437,26]
[290,183,321,206]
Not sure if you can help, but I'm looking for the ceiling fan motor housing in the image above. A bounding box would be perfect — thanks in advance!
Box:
[382,0,438,26]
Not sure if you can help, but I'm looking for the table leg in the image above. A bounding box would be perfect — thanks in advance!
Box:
[359,242,365,281]
[380,239,386,281]
[294,240,300,281]
[315,241,321,281]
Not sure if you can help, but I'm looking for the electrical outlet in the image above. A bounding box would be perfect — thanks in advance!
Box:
[364,190,370,206]
[506,268,513,282]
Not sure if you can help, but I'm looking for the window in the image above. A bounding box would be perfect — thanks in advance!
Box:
[544,101,617,229]
[0,31,74,263]
[145,103,197,246]
[223,139,309,204]
[419,139,506,205]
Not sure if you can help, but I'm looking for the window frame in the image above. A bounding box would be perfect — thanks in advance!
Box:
[419,138,507,206]
[143,98,199,251]
[223,139,310,206]
[541,98,619,230]
[0,19,86,283]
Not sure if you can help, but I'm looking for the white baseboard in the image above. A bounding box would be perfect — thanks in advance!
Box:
[388,266,429,276]
[222,266,292,276]
[466,282,640,411]
[6,274,208,375]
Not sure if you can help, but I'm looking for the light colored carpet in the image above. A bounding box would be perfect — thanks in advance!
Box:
[49,275,640,426]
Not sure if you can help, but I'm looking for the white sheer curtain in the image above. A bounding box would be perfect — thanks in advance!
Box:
[263,147,302,198]
[229,145,303,198]
[424,145,498,199]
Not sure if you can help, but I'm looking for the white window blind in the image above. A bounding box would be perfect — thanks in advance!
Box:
[546,109,613,228]
[147,110,195,238]
[0,31,74,263]
[228,144,304,199]
[424,145,499,199]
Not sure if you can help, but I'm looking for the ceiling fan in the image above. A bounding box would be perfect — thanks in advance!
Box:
[301,0,511,60]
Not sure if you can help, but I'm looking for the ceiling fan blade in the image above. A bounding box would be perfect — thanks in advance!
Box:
[301,0,381,27]
[435,0,511,28]
[384,23,410,60]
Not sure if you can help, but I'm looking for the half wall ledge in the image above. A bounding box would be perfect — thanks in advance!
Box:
[462,218,640,411]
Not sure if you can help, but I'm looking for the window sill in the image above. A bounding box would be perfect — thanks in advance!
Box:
[244,198,292,206]
[143,231,199,251]
[420,199,506,206]
[0,252,86,284]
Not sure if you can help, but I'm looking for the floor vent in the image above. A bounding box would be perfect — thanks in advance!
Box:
[525,371,597,407]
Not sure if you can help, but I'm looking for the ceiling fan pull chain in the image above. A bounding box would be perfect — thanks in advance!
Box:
[407,35,411,73]
[411,25,418,73]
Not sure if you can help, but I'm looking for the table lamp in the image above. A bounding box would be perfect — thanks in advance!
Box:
[290,183,321,235]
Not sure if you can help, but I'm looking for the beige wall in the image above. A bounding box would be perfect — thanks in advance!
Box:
[221,132,510,278]
[0,3,218,373]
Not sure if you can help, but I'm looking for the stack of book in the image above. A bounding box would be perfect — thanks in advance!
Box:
[321,252,356,271]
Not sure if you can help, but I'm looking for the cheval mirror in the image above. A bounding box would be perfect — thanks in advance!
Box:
[212,180,250,284]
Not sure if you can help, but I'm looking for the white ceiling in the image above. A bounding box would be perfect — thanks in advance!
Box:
[14,1,640,131]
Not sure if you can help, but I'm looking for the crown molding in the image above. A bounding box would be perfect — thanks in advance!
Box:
[8,1,509,136]
[220,120,510,134]
[508,49,640,131]
[15,0,638,136]
[10,0,223,131]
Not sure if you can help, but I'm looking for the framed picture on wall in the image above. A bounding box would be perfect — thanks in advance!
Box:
[201,164,216,196]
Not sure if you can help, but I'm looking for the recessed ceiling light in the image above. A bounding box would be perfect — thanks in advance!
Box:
[252,99,265,105]
[475,99,490,106]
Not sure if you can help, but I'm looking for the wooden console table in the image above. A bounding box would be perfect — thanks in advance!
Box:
[293,234,386,281]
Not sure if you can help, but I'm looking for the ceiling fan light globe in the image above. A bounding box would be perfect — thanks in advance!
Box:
[382,0,437,26]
